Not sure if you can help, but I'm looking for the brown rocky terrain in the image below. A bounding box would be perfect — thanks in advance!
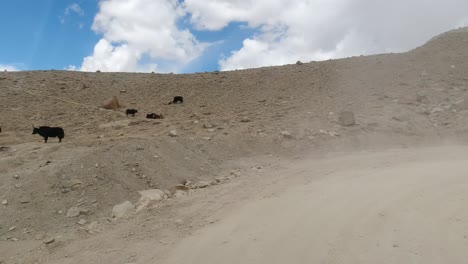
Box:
[1,27,468,264]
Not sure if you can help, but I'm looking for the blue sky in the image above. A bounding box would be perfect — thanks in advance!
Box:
[0,0,99,71]
[0,0,259,73]
[1,0,467,73]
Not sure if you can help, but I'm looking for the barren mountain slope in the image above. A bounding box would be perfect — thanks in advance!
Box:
[0,27,468,264]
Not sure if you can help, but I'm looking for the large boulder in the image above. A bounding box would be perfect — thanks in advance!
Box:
[101,96,120,110]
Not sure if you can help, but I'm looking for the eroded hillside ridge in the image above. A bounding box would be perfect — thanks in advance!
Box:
[1,28,468,146]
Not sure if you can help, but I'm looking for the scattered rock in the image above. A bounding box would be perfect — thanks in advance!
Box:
[174,219,184,225]
[77,219,88,225]
[136,189,166,211]
[169,185,191,195]
[163,189,172,197]
[168,130,178,137]
[112,201,133,218]
[13,174,19,179]
[8,226,17,232]
[280,130,293,139]
[215,177,225,183]
[182,180,192,186]
[192,181,211,189]
[66,207,86,218]
[101,96,120,110]
[210,180,219,185]
[63,179,82,190]
[230,171,241,177]
[296,61,303,65]
[87,221,99,233]
[43,238,55,244]
[2,199,7,205]
[203,123,214,128]
[241,117,251,122]
[338,111,356,126]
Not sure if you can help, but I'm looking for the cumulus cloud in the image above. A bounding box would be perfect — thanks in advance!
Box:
[184,0,468,70]
[0,64,19,71]
[78,0,206,72]
[77,0,468,72]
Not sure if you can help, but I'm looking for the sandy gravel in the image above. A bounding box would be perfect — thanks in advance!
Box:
[163,146,468,264]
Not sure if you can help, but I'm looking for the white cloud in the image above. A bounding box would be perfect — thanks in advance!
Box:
[61,3,85,25]
[65,3,84,16]
[67,65,77,71]
[0,64,19,71]
[78,0,206,72]
[77,0,468,72]
[184,0,468,70]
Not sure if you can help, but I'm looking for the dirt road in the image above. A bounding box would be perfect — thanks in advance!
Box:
[162,146,468,264]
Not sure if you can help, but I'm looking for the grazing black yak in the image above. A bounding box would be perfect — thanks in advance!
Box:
[146,113,164,119]
[168,96,183,104]
[32,126,65,143]
[126,109,138,117]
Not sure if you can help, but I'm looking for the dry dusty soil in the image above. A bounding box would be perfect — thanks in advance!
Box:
[1,27,468,263]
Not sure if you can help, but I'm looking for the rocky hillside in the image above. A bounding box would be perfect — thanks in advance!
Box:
[1,27,468,263]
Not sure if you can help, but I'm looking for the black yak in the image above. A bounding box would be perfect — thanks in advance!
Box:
[146,113,164,119]
[126,109,138,117]
[32,126,65,143]
[168,96,183,104]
